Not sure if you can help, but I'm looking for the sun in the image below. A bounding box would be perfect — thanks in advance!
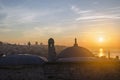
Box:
[98,37,104,43]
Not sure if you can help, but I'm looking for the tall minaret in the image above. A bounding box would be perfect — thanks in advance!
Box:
[48,38,56,62]
[108,50,110,59]
[74,38,78,47]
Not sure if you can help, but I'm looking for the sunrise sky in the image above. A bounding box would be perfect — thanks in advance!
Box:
[0,0,120,48]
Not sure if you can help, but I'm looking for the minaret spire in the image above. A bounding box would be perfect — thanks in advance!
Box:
[74,38,78,47]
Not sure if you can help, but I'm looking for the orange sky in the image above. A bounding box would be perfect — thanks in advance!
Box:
[0,0,120,49]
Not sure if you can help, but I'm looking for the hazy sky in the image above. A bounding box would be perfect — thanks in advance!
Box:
[0,0,120,47]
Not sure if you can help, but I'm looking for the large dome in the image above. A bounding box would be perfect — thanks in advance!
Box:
[0,54,47,66]
[58,46,94,58]
[57,38,95,62]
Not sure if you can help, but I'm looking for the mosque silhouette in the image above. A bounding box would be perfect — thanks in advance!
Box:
[0,38,95,65]
[48,38,95,62]
[0,38,119,80]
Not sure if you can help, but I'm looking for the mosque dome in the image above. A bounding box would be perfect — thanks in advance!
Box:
[57,38,95,62]
[58,46,94,58]
[0,54,47,66]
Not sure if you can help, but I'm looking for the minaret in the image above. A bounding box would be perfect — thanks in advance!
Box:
[74,38,78,47]
[108,50,110,59]
[48,38,56,62]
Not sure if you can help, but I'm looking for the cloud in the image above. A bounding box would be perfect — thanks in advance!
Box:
[71,6,79,13]
[78,10,91,14]
[22,26,63,39]
[0,26,12,32]
[76,15,120,21]
[70,4,120,23]
[71,5,92,14]
[16,12,38,23]
[108,7,120,10]
[93,1,98,5]
[0,12,7,22]
[0,5,64,25]
[71,5,120,21]
[22,23,82,40]
[99,6,120,15]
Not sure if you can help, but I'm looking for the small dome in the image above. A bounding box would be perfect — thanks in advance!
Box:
[58,46,94,58]
[0,54,47,66]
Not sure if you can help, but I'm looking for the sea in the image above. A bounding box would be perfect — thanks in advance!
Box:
[92,48,120,58]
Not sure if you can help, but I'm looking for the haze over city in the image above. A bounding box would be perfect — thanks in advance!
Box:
[0,0,120,48]
[0,1,120,80]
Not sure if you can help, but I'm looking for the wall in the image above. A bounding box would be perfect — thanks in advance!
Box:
[0,62,120,80]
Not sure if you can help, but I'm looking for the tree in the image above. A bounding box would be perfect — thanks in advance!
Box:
[28,41,31,47]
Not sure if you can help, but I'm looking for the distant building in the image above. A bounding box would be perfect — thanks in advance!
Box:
[40,42,43,46]
[0,38,119,80]
[0,41,3,45]
[116,56,119,60]
[35,41,38,45]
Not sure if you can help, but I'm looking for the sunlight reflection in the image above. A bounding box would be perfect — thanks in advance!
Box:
[99,48,104,57]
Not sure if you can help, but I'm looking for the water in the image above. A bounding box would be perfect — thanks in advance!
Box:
[92,48,120,58]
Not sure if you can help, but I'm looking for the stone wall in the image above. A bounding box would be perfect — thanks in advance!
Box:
[44,62,120,80]
[0,62,120,80]
[0,65,45,80]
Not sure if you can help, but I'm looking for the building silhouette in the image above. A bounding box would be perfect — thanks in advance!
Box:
[74,38,78,47]
[57,38,95,62]
[0,38,119,80]
[48,38,56,62]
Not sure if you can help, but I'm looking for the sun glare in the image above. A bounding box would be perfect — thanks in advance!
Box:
[98,37,104,43]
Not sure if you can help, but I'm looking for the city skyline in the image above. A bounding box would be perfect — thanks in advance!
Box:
[0,0,120,48]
